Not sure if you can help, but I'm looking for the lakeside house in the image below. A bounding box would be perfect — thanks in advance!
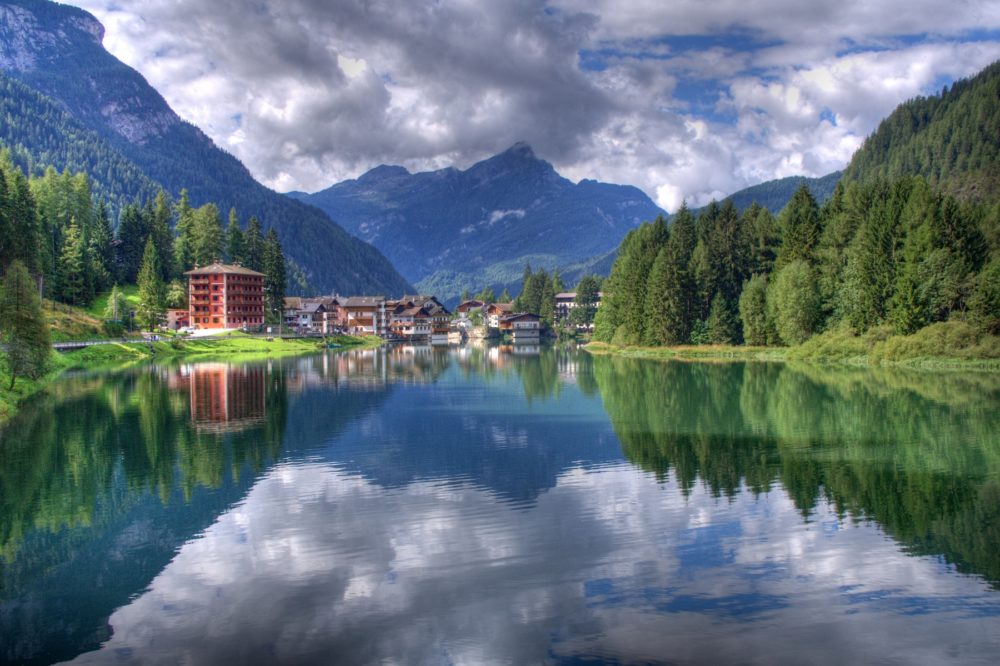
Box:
[185,262,265,330]
[340,296,387,335]
[486,302,514,328]
[554,291,603,328]
[456,299,485,314]
[498,312,541,342]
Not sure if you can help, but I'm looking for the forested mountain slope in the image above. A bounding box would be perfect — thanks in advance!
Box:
[0,0,412,296]
[843,60,1000,201]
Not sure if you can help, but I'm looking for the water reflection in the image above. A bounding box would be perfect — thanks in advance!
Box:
[0,347,998,664]
[593,357,1000,587]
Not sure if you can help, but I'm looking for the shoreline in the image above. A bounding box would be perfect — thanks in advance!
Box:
[584,324,1000,371]
[0,334,383,426]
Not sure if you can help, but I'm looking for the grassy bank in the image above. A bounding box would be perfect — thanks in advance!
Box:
[0,333,383,425]
[586,321,1000,369]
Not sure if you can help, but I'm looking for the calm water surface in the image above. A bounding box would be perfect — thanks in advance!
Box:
[1,345,999,665]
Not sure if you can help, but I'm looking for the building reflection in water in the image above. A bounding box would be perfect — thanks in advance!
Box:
[176,363,268,434]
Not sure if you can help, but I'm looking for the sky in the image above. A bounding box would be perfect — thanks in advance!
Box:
[66,0,1000,211]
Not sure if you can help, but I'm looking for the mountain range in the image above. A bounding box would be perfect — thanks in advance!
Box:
[0,0,890,306]
[291,146,841,303]
[0,0,412,296]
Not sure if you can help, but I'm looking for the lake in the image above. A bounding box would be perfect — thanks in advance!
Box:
[1,345,999,665]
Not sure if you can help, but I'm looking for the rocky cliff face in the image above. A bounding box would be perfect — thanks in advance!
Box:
[0,0,179,144]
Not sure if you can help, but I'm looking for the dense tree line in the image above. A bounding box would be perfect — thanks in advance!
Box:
[594,178,1000,347]
[0,151,291,338]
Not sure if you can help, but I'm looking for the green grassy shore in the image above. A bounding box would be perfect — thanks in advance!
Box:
[0,333,383,425]
[586,321,1000,369]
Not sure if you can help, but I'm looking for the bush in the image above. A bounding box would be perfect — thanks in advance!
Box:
[102,320,125,337]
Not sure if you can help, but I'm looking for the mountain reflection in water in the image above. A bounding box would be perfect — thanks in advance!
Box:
[0,345,998,665]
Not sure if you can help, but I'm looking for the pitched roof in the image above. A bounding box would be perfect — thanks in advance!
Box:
[555,292,576,300]
[342,296,385,307]
[501,312,540,322]
[184,262,265,277]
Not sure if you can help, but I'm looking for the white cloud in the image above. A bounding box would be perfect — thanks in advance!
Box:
[65,462,1000,665]
[65,1,1000,211]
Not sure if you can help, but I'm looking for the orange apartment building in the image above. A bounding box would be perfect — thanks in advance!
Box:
[185,263,265,330]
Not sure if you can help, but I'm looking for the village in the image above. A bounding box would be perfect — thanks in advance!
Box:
[169,262,599,343]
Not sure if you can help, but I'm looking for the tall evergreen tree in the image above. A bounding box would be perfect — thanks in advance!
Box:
[150,190,175,282]
[571,275,602,327]
[0,259,50,389]
[191,203,224,267]
[226,208,245,264]
[116,203,149,283]
[244,216,265,272]
[539,272,556,326]
[741,203,779,275]
[173,189,196,274]
[89,199,116,290]
[263,228,286,323]
[136,237,166,331]
[0,151,41,275]
[706,293,740,344]
[57,219,89,305]
[839,182,903,332]
[776,183,821,267]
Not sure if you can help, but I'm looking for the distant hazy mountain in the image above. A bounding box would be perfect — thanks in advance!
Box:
[0,0,411,296]
[691,172,841,217]
[290,143,666,302]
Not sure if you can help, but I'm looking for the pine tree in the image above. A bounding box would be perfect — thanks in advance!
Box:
[263,228,286,323]
[776,183,821,267]
[498,288,511,302]
[103,284,127,322]
[191,204,224,267]
[459,288,470,302]
[0,152,41,275]
[539,273,556,326]
[116,203,149,283]
[173,189,196,274]
[57,219,88,305]
[476,286,497,303]
[227,208,245,264]
[0,259,50,389]
[969,257,1000,335]
[89,199,116,290]
[706,293,740,344]
[571,275,601,327]
[244,216,265,272]
[741,203,779,275]
[150,190,175,281]
[136,237,166,331]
